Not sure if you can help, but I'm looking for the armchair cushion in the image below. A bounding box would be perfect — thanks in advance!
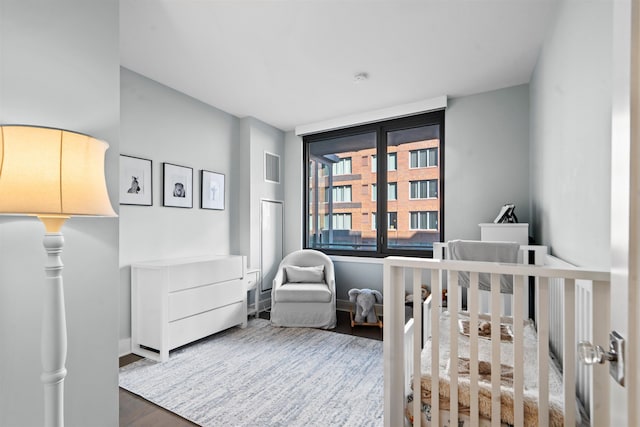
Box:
[284,265,325,283]
[274,282,333,303]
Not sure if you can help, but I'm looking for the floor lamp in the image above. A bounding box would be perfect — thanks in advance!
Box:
[0,125,116,427]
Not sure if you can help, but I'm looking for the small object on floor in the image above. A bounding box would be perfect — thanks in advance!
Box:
[348,288,383,328]
[404,285,430,304]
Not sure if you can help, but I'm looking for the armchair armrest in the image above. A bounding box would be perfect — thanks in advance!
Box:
[328,278,336,293]
[272,267,286,290]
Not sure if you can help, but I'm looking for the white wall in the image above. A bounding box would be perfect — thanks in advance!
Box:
[284,130,303,255]
[237,117,285,305]
[529,0,612,269]
[0,1,119,426]
[243,117,285,269]
[445,84,531,241]
[119,68,240,348]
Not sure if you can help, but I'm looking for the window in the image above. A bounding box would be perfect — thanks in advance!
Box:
[410,211,438,230]
[324,213,352,230]
[387,153,397,171]
[371,153,397,172]
[388,211,398,230]
[388,182,397,201]
[410,180,438,199]
[372,183,396,201]
[319,163,330,177]
[304,110,444,255]
[332,157,352,175]
[326,185,352,202]
[410,148,438,168]
[372,212,398,230]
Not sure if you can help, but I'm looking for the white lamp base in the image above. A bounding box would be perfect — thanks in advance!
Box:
[39,216,69,427]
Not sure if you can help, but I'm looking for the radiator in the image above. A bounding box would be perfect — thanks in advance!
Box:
[546,254,593,415]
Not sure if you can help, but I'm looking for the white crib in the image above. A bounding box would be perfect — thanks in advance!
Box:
[384,253,611,427]
[432,242,548,317]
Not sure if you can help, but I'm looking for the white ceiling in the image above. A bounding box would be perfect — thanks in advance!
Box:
[120,0,558,132]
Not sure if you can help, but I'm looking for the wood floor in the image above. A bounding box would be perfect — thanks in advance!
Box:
[119,310,382,426]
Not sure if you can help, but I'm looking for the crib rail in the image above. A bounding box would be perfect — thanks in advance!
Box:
[433,243,548,317]
[383,256,611,427]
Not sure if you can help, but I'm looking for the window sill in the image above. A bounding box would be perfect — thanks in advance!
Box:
[329,255,385,264]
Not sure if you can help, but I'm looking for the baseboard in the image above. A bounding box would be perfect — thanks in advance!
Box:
[261,298,381,315]
[119,338,132,357]
[336,299,352,312]
[258,298,378,316]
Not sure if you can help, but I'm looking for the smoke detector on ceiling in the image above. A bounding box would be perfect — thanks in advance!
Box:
[353,72,369,83]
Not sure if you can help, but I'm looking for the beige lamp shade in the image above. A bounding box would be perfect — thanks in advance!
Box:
[0,125,116,217]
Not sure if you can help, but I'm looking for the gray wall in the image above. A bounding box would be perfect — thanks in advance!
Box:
[119,68,240,350]
[0,1,120,426]
[445,84,531,241]
[529,0,612,269]
[240,117,285,270]
[119,70,285,346]
[283,85,531,297]
[283,131,303,256]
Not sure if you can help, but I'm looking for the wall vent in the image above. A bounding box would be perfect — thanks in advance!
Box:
[264,152,280,183]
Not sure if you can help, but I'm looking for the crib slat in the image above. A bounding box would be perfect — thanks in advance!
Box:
[562,278,576,427]
[404,318,414,398]
[491,273,501,427]
[412,269,422,426]
[383,264,405,427]
[430,269,440,427]
[469,271,480,426]
[513,275,525,427]
[448,270,459,427]
[537,276,550,427]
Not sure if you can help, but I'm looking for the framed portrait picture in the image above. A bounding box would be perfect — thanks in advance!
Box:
[201,170,225,210]
[119,155,152,206]
[163,163,193,208]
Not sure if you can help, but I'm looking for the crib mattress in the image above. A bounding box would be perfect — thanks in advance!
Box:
[414,311,569,427]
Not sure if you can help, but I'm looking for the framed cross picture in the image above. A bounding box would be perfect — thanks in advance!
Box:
[163,163,193,208]
[201,170,225,210]
[119,155,152,206]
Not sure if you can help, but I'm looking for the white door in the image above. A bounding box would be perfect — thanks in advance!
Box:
[608,1,637,424]
[260,200,283,294]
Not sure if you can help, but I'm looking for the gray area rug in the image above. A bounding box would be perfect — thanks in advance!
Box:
[119,318,383,426]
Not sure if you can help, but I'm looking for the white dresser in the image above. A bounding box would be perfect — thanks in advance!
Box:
[131,255,247,362]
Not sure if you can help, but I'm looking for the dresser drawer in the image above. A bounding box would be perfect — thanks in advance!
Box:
[168,301,244,349]
[167,256,244,292]
[168,278,243,322]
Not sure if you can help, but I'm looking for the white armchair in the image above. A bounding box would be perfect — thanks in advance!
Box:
[270,249,336,329]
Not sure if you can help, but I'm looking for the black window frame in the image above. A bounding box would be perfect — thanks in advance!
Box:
[303,110,445,258]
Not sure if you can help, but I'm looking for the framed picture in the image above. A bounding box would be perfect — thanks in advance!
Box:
[163,163,193,208]
[201,170,225,210]
[119,155,152,206]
